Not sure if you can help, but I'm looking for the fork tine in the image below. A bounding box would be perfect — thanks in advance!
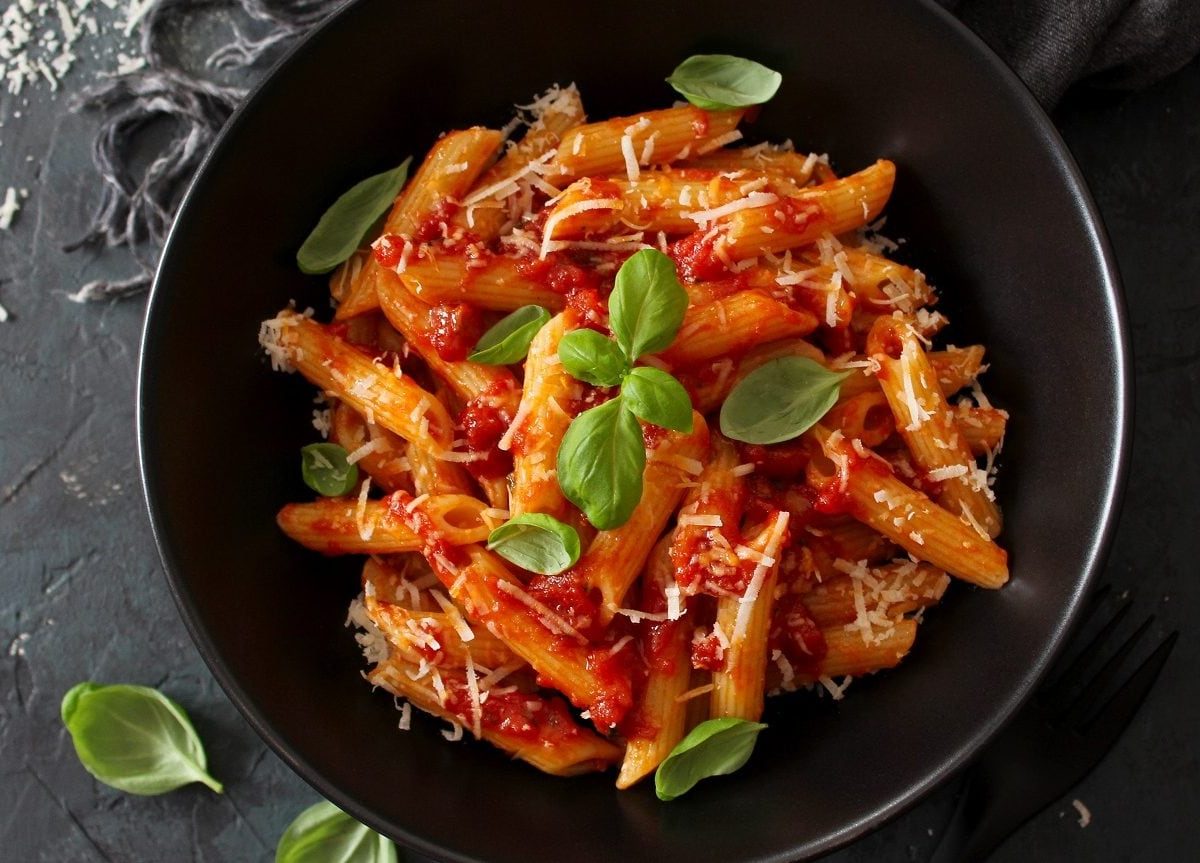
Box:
[1081,631,1178,744]
[1057,615,1155,728]
[1040,593,1132,712]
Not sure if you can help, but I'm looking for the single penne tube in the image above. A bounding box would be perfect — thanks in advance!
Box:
[710,510,790,722]
[330,402,413,492]
[931,345,987,394]
[276,493,491,554]
[548,106,745,181]
[407,442,474,496]
[720,160,896,260]
[820,390,895,448]
[804,515,896,564]
[805,425,1008,588]
[337,127,505,319]
[261,311,453,451]
[957,405,1008,456]
[400,254,568,311]
[579,413,711,620]
[793,620,918,682]
[659,290,818,368]
[616,539,692,790]
[830,246,935,312]
[797,561,950,628]
[452,84,585,241]
[365,589,518,670]
[507,312,578,520]
[868,315,1002,538]
[374,267,522,411]
[369,655,621,776]
[681,146,822,185]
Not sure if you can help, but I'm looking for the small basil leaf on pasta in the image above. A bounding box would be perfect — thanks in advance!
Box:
[61,683,223,796]
[558,328,630,386]
[276,800,398,863]
[720,357,849,445]
[487,513,582,575]
[297,157,411,275]
[666,55,782,111]
[557,398,645,530]
[301,443,359,496]
[654,717,767,801]
[468,305,552,364]
[609,249,689,362]
[621,367,693,432]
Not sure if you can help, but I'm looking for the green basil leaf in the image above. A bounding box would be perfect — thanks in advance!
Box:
[297,158,411,275]
[487,513,582,575]
[60,682,223,796]
[301,443,360,497]
[666,54,782,111]
[276,800,398,863]
[468,305,552,364]
[719,357,850,445]
[557,398,645,530]
[558,328,630,387]
[608,248,689,362]
[621,367,694,432]
[654,717,767,801]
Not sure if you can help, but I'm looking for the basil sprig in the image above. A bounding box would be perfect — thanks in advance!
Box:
[297,157,411,275]
[301,443,359,496]
[654,717,767,801]
[469,304,552,364]
[719,357,849,445]
[61,683,223,795]
[487,513,582,575]
[667,54,782,111]
[556,249,694,530]
[276,800,397,863]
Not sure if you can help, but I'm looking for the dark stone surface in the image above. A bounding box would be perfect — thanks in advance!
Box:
[1,16,1196,863]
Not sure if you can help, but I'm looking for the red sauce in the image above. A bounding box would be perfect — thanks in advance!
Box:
[689,110,710,138]
[525,572,604,641]
[327,321,350,340]
[442,680,587,744]
[774,195,825,236]
[412,199,460,244]
[386,491,468,576]
[516,253,604,298]
[691,632,726,671]
[423,302,484,362]
[457,387,514,481]
[735,439,811,480]
[584,646,636,729]
[641,423,669,451]
[669,487,748,595]
[768,594,827,676]
[565,286,609,331]
[372,233,404,268]
[669,230,728,283]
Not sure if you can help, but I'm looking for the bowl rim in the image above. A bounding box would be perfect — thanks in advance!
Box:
[137,0,1132,859]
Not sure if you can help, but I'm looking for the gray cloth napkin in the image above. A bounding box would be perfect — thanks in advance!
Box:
[940,0,1200,105]
[69,0,1200,301]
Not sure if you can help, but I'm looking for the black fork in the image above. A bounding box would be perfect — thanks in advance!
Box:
[929,586,1178,863]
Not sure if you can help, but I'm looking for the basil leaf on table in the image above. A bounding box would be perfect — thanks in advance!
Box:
[296,157,411,275]
[300,443,359,496]
[276,800,398,863]
[654,717,767,801]
[557,398,646,531]
[487,513,582,575]
[719,357,849,445]
[609,248,689,362]
[621,366,693,433]
[558,328,630,386]
[468,304,552,364]
[666,54,782,111]
[60,682,223,795]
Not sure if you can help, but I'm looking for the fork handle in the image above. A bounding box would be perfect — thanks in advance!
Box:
[929,773,1017,863]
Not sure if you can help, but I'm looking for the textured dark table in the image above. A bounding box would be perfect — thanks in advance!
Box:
[1,18,1197,863]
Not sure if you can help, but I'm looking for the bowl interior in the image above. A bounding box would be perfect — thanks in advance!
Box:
[139,1,1127,860]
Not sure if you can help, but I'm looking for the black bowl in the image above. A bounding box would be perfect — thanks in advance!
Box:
[138,0,1129,860]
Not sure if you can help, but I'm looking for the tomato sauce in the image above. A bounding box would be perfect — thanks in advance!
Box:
[690,631,725,672]
[386,491,467,577]
[457,385,515,481]
[422,302,484,362]
[735,439,811,480]
[442,680,589,744]
[525,571,604,641]
[669,229,728,283]
[768,594,827,676]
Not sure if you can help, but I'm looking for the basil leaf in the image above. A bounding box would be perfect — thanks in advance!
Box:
[557,398,645,530]
[621,367,693,432]
[301,443,359,497]
[719,357,850,445]
[297,158,411,275]
[654,717,767,801]
[468,305,552,364]
[60,682,223,795]
[487,513,582,575]
[666,54,782,111]
[609,249,689,362]
[558,328,630,387]
[276,800,397,863]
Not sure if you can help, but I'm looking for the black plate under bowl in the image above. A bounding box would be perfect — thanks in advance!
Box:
[138,0,1129,860]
